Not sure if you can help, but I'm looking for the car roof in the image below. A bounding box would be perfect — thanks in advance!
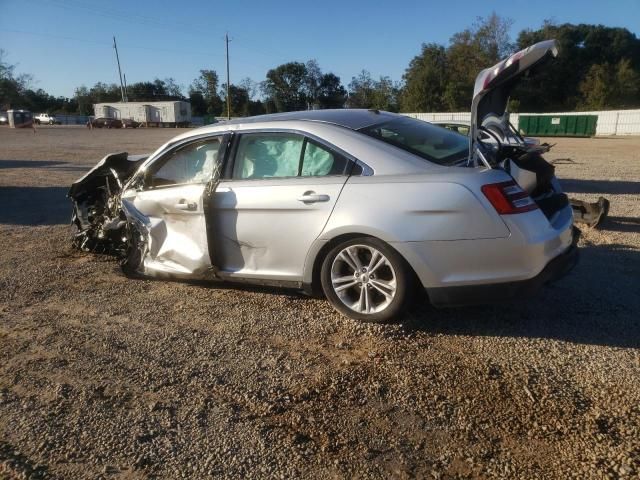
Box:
[217,109,399,131]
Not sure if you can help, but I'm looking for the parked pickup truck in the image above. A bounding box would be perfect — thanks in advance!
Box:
[34,113,59,125]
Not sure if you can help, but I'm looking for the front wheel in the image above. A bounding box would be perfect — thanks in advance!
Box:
[320,237,414,323]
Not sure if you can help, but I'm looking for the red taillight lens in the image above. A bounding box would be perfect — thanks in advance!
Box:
[481,181,538,214]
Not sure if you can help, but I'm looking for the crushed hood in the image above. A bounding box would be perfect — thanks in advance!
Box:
[469,39,559,155]
[68,152,148,200]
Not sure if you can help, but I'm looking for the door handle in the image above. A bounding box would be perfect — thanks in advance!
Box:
[297,191,330,204]
[174,200,197,211]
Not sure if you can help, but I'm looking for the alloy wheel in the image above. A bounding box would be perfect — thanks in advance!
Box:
[330,244,397,314]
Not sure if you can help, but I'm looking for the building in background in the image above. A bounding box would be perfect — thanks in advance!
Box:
[93,101,191,127]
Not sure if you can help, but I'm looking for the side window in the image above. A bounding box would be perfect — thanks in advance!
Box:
[233,133,303,179]
[232,133,352,180]
[149,138,221,187]
[301,139,349,176]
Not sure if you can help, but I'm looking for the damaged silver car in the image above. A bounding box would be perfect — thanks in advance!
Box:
[70,39,579,322]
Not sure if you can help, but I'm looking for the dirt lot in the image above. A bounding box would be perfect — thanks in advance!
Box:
[0,125,638,479]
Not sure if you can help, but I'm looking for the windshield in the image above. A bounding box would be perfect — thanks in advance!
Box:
[359,117,469,166]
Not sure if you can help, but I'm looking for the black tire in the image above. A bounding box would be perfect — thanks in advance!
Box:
[121,222,145,278]
[320,236,414,323]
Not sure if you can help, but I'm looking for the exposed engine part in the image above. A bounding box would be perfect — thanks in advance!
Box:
[68,152,147,258]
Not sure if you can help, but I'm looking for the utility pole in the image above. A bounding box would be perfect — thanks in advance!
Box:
[225,32,231,120]
[123,73,128,102]
[113,36,127,102]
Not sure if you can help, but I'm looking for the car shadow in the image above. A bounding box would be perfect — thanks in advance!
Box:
[121,239,638,349]
[403,242,640,349]
[598,216,640,234]
[0,186,71,225]
[0,159,89,171]
[560,178,640,195]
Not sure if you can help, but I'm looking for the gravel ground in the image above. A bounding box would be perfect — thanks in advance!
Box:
[0,125,638,479]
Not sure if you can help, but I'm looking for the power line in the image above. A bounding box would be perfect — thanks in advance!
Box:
[3,29,224,60]
[40,0,306,69]
[40,0,214,35]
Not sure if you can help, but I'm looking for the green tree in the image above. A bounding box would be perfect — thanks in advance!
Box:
[189,91,207,116]
[239,77,259,100]
[347,70,375,108]
[88,82,121,103]
[578,63,611,110]
[515,22,640,111]
[611,58,640,108]
[472,12,515,61]
[163,77,183,98]
[579,59,640,110]
[258,60,346,112]
[347,70,399,111]
[128,81,161,101]
[0,49,33,109]
[400,43,447,112]
[317,73,347,109]
[262,62,308,112]
[74,86,93,115]
[190,70,223,115]
[399,14,514,112]
[218,81,265,117]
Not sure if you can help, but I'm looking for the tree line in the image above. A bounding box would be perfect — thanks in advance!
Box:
[1,15,639,116]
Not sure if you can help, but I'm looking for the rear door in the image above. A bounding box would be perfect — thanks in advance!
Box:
[211,132,353,282]
[120,135,225,276]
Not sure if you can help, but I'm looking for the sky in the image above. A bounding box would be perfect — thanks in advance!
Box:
[1,0,639,98]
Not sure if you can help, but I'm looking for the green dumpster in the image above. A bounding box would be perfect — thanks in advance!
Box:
[518,114,597,137]
[203,115,218,125]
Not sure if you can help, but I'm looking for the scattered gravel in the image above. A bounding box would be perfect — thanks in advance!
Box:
[1,126,638,479]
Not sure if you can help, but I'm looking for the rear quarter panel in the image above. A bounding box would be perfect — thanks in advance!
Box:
[320,170,511,242]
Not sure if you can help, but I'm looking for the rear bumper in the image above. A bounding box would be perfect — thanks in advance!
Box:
[427,228,580,307]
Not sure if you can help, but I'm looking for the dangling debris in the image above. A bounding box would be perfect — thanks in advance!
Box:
[570,197,610,228]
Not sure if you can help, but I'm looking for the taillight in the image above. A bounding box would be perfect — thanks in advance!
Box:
[481,181,538,214]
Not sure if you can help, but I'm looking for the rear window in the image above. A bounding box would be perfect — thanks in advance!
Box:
[359,117,469,166]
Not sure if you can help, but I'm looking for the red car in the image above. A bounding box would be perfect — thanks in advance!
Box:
[121,118,141,128]
[86,118,141,129]
[87,117,123,129]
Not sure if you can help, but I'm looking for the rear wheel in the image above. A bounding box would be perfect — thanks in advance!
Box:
[320,237,414,323]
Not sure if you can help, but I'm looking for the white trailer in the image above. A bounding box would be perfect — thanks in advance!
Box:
[93,101,191,127]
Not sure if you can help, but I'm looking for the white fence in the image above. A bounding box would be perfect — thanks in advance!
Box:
[403,109,640,136]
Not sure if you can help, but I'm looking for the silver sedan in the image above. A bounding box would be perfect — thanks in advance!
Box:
[69,40,578,322]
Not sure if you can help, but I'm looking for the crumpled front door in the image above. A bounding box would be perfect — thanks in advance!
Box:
[121,184,211,276]
[119,135,225,277]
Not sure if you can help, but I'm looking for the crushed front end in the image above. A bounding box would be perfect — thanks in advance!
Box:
[68,152,147,257]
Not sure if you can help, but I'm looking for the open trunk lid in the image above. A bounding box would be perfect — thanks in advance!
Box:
[469,39,559,158]
[468,40,573,225]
